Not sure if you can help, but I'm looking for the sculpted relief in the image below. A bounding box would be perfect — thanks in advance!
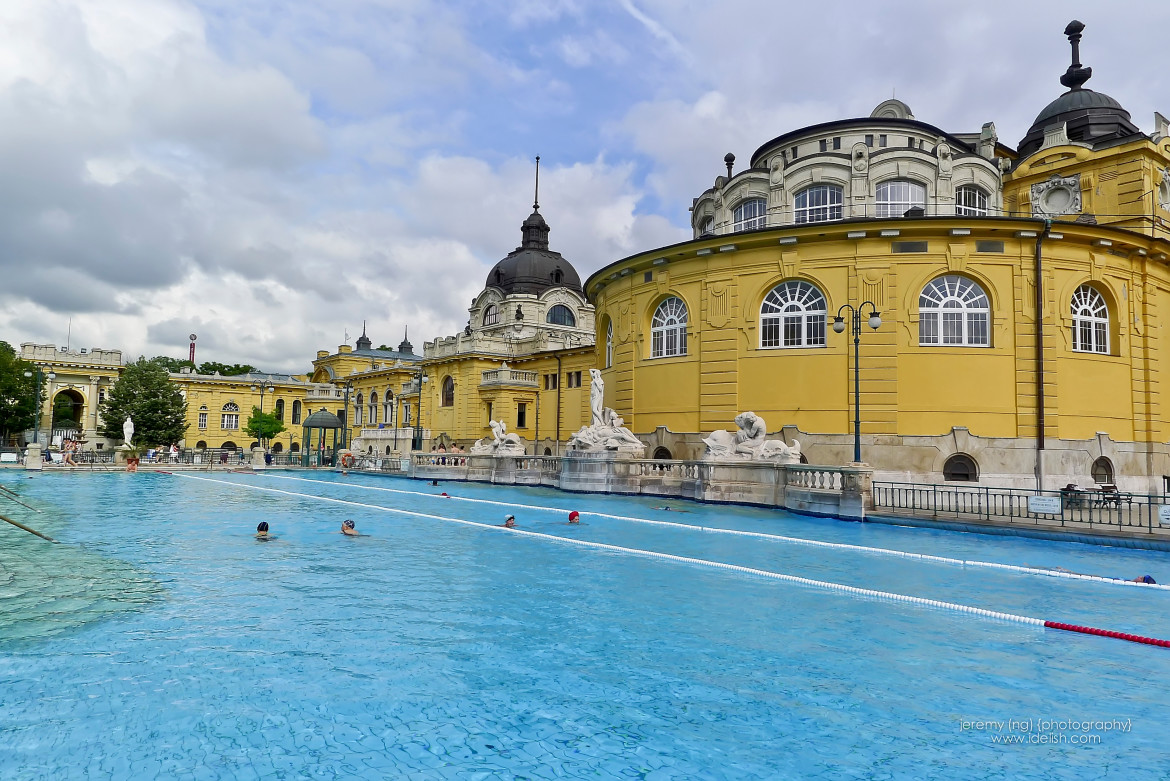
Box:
[703,412,801,463]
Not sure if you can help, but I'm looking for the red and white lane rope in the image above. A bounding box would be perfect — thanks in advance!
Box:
[171,473,1170,649]
[259,473,1170,592]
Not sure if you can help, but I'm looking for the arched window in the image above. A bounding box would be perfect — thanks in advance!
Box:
[547,305,576,327]
[955,185,989,216]
[943,453,978,482]
[368,391,378,424]
[355,393,363,426]
[274,398,284,421]
[605,319,614,368]
[271,442,283,453]
[290,442,300,453]
[1091,456,1114,485]
[195,440,207,449]
[653,446,673,460]
[483,304,500,326]
[384,389,393,423]
[221,402,239,430]
[441,376,455,407]
[699,216,714,236]
[876,179,926,218]
[732,198,766,232]
[222,440,237,450]
[551,268,564,284]
[794,185,843,224]
[1071,285,1109,354]
[919,276,990,346]
[292,400,301,424]
[651,297,688,358]
[761,281,827,348]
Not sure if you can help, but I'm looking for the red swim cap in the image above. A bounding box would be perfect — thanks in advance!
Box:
[441,492,449,497]
[569,511,580,521]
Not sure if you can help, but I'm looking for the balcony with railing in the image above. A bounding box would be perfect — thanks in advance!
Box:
[480,367,538,387]
[304,385,345,402]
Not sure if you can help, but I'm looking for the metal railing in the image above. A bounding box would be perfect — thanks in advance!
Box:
[872,481,1167,534]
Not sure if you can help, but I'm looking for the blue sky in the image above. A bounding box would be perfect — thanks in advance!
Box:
[0,0,1166,371]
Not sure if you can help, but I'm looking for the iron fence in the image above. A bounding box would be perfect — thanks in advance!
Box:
[872,481,1169,534]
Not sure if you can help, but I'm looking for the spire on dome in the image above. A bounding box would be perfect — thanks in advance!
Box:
[1060,20,1092,91]
[521,155,550,250]
[397,327,414,356]
[355,320,372,351]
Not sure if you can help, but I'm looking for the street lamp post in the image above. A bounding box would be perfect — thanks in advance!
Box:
[341,379,354,449]
[832,302,882,464]
[411,369,429,451]
[22,366,55,444]
[250,380,275,450]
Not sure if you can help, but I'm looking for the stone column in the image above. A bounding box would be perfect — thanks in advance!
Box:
[24,443,42,471]
[252,447,266,470]
[840,464,874,520]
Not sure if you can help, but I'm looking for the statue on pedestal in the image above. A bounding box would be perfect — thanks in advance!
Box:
[470,419,526,456]
[123,416,134,446]
[568,371,644,453]
[703,412,801,463]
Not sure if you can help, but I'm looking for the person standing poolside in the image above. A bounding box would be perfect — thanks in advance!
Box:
[341,519,359,536]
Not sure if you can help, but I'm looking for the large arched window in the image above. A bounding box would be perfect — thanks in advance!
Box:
[876,179,926,218]
[919,275,990,346]
[732,198,766,232]
[605,319,614,368]
[368,391,378,424]
[221,402,239,430]
[547,305,576,327]
[651,297,688,358]
[384,389,393,423]
[274,398,284,421]
[761,281,827,348]
[944,454,978,482]
[355,393,363,426]
[441,376,455,407]
[1071,285,1109,354]
[955,185,989,216]
[482,304,500,326]
[794,185,843,224]
[291,400,301,424]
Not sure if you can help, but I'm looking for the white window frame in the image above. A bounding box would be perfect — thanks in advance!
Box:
[760,281,828,348]
[198,409,207,429]
[482,304,500,326]
[876,179,926,218]
[1071,285,1109,354]
[919,275,991,347]
[732,198,766,232]
[794,185,843,224]
[651,297,688,358]
[605,320,613,368]
[956,185,989,216]
[384,390,393,423]
[355,393,363,426]
[699,216,714,236]
[221,402,239,430]
[368,391,378,424]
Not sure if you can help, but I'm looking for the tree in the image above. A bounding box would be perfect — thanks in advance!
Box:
[0,341,37,443]
[197,361,257,376]
[244,407,286,446]
[52,395,78,428]
[150,356,196,372]
[99,357,189,446]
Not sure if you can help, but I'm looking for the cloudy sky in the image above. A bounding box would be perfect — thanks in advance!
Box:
[0,0,1166,372]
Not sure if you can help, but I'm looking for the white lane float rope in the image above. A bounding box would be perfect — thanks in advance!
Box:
[258,473,1170,592]
[168,473,1170,648]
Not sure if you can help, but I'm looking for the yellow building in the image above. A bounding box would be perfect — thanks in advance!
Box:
[585,21,1170,490]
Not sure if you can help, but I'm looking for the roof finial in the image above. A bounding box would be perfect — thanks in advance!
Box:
[361,320,367,336]
[1060,20,1092,91]
[533,155,540,211]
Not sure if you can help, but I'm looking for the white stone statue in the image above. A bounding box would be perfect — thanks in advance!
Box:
[589,368,604,427]
[470,419,526,456]
[122,416,134,445]
[703,412,801,463]
[568,405,644,454]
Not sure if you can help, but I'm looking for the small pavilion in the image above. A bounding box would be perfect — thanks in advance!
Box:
[301,409,344,467]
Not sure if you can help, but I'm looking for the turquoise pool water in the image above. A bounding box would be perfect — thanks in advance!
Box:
[1,470,1168,779]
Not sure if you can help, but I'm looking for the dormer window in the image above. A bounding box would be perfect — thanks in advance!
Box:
[552,268,564,284]
[483,304,500,326]
[547,305,576,327]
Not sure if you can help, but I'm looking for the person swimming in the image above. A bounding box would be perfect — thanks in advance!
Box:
[341,519,359,536]
[503,514,516,528]
[653,505,689,513]
[256,521,269,538]
[568,511,580,524]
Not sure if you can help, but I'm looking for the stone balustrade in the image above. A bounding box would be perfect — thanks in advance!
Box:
[480,368,539,387]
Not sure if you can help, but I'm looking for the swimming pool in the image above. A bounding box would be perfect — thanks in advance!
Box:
[1,470,1167,779]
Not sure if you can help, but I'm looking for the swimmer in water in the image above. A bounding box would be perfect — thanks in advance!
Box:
[653,505,689,513]
[341,519,359,536]
[568,511,580,524]
[503,515,516,528]
[256,521,270,539]
[440,492,449,497]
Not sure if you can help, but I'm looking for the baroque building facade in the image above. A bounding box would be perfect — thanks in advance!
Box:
[586,21,1170,490]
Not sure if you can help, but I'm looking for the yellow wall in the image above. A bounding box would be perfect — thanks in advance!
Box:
[174,376,313,451]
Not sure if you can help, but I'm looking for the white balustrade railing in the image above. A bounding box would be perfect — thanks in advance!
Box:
[480,368,538,386]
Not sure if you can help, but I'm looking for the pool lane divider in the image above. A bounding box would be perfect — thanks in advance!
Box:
[258,473,1170,592]
[170,472,1170,650]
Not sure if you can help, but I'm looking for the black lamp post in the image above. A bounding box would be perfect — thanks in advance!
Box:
[411,368,428,451]
[250,380,275,449]
[22,366,55,444]
[832,302,882,463]
[341,379,354,449]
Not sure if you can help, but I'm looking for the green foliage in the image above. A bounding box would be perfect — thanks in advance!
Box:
[150,356,196,372]
[51,395,78,428]
[98,357,189,446]
[0,341,37,441]
[244,407,286,443]
[197,361,257,376]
